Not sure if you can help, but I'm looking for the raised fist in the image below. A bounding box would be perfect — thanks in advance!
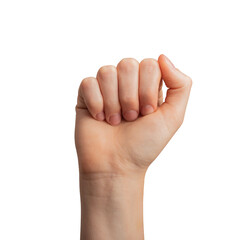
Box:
[75,54,192,176]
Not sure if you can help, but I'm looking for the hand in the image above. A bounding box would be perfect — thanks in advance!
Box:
[75,54,192,240]
[75,54,192,176]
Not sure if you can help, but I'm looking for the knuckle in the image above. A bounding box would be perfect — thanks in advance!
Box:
[80,77,96,91]
[97,65,117,80]
[117,58,139,72]
[140,58,158,73]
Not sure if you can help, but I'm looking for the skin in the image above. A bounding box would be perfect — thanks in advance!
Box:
[75,54,192,240]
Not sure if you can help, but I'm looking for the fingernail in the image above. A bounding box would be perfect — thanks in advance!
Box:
[141,105,154,115]
[164,55,175,68]
[123,110,138,121]
[109,113,121,125]
[96,112,105,121]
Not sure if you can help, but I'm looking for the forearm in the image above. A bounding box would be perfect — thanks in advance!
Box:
[79,171,146,240]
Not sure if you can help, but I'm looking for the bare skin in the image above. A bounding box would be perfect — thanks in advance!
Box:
[75,54,192,240]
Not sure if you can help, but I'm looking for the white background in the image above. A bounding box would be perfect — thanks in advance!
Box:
[0,0,236,239]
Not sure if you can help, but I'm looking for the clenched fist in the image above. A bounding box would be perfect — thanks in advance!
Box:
[75,54,192,176]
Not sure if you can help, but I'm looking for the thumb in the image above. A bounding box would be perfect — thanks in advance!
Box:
[158,54,192,125]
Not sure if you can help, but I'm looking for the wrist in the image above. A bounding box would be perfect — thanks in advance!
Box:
[79,170,146,240]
